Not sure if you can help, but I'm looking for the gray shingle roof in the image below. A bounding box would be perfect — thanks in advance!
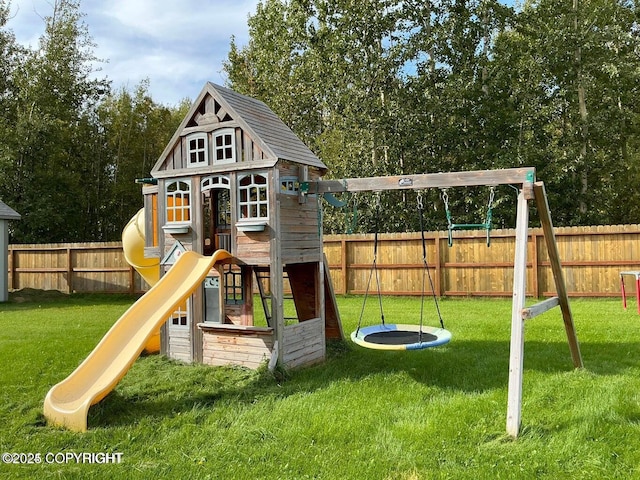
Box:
[0,200,20,220]
[208,83,327,171]
[152,83,327,175]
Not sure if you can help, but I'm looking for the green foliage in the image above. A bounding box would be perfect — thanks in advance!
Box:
[2,0,640,241]
[225,0,640,232]
[0,0,186,243]
[1,295,640,478]
[96,82,188,239]
[0,0,109,242]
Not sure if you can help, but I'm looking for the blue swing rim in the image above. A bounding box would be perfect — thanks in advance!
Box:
[350,324,452,351]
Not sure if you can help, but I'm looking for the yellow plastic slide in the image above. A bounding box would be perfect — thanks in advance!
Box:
[43,249,232,432]
[121,208,161,353]
[122,208,159,287]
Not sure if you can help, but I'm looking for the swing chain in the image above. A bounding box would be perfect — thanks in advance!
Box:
[417,191,424,211]
[441,189,453,229]
[441,189,449,209]
[374,191,382,210]
[486,186,496,224]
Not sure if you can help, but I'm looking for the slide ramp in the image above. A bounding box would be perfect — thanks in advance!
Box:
[122,208,160,353]
[43,249,232,432]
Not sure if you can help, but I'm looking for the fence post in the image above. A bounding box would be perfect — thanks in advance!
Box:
[531,231,539,298]
[8,246,14,290]
[66,247,73,294]
[129,266,136,295]
[341,238,348,295]
[434,232,442,297]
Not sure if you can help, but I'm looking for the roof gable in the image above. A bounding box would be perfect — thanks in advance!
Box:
[152,83,326,174]
[0,200,20,220]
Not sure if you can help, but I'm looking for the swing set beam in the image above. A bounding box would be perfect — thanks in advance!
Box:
[307,167,536,194]
[307,166,583,439]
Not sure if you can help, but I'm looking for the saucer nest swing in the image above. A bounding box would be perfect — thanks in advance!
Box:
[351,192,451,351]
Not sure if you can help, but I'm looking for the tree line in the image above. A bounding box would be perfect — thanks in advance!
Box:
[225,0,640,234]
[0,0,188,243]
[2,0,640,243]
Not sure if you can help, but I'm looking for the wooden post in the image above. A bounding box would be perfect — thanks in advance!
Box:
[270,170,285,365]
[341,238,348,295]
[434,233,442,296]
[66,247,73,294]
[530,232,539,298]
[128,266,136,294]
[636,276,640,315]
[318,259,326,358]
[0,220,8,302]
[533,182,583,369]
[506,188,529,437]
[8,246,15,291]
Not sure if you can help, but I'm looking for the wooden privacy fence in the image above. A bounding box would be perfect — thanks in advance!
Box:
[6,225,640,297]
[323,224,640,298]
[7,242,147,294]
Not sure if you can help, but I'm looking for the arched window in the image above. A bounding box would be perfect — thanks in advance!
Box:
[213,128,235,164]
[166,180,191,223]
[238,173,268,220]
[187,133,208,168]
[201,175,230,191]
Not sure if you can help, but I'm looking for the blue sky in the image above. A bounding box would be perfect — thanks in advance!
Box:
[7,0,260,106]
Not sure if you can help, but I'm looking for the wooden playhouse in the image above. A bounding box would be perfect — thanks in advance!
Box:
[139,82,343,369]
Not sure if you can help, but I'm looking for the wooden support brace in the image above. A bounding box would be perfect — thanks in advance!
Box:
[533,182,583,369]
[521,297,560,320]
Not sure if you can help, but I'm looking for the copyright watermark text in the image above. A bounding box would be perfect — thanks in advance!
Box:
[2,452,123,465]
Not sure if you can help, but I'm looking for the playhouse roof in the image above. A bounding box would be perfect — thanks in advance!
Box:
[0,200,20,220]
[152,82,327,174]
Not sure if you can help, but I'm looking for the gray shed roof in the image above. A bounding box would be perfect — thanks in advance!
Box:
[0,200,20,220]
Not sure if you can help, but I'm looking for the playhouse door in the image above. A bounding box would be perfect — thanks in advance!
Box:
[167,300,192,362]
[203,188,231,255]
[204,276,222,323]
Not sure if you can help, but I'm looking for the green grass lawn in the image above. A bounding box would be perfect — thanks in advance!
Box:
[1,293,640,479]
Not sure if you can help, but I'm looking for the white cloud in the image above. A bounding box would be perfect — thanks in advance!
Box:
[96,0,254,41]
[7,0,260,105]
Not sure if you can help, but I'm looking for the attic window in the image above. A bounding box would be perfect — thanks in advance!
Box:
[214,128,235,164]
[187,133,208,167]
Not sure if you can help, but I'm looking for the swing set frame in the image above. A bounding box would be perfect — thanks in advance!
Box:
[306,167,583,438]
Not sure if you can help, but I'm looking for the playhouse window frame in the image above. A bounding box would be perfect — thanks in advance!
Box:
[223,264,244,305]
[169,301,189,328]
[280,176,299,195]
[213,128,236,165]
[186,132,208,168]
[165,180,192,224]
[238,173,269,221]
